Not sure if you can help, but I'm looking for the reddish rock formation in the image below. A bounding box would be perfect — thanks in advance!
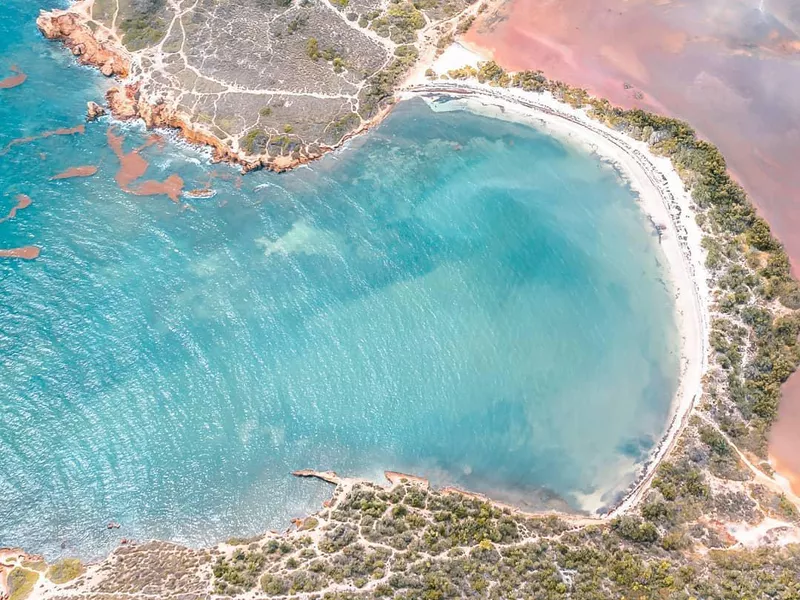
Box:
[51,165,98,180]
[106,85,256,168]
[0,66,27,89]
[86,101,106,121]
[36,11,129,78]
[183,188,216,199]
[0,246,40,260]
[104,81,390,176]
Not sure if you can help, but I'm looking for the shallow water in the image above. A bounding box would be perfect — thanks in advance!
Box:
[466,0,800,507]
[1,0,678,560]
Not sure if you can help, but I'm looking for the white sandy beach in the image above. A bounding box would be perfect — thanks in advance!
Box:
[401,43,711,516]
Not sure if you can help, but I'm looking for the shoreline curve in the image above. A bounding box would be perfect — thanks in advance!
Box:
[399,80,709,517]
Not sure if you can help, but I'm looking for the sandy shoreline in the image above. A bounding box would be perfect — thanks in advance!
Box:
[5,30,714,578]
[400,45,710,516]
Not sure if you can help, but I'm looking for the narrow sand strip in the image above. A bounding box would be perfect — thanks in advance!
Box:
[401,45,710,516]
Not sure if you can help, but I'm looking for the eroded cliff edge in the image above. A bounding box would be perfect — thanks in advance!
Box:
[36,0,484,172]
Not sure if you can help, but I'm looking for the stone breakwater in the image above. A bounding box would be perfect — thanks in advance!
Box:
[34,5,395,175]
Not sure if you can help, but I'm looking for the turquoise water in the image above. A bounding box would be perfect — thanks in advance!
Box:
[1,0,678,560]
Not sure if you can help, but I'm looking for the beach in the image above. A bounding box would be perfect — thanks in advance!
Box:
[402,43,710,515]
[460,0,800,493]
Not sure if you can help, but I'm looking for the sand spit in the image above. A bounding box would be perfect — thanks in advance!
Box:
[400,45,710,515]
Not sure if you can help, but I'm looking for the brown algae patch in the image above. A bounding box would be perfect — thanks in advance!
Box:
[51,165,98,180]
[0,66,27,89]
[0,194,32,223]
[129,174,185,203]
[0,246,40,260]
[0,124,84,157]
[107,129,184,200]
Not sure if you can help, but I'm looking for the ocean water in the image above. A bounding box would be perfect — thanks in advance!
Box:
[1,0,678,560]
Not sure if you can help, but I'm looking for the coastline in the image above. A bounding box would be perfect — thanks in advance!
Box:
[1,47,717,594]
[399,80,709,517]
[35,0,498,176]
[19,7,709,540]
[397,43,711,516]
[34,1,400,175]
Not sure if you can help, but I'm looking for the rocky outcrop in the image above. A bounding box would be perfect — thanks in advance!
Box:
[36,11,129,78]
[105,84,331,173]
[291,470,342,485]
[86,101,106,121]
[37,7,391,175]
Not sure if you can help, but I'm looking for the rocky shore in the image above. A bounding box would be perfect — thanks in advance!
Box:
[35,7,328,173]
[34,0,483,175]
[34,6,334,173]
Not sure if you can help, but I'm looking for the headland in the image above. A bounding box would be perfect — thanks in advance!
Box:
[35,0,489,173]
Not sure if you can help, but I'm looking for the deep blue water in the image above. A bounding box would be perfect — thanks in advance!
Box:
[1,0,678,560]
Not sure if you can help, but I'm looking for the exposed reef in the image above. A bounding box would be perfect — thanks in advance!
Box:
[85,101,106,121]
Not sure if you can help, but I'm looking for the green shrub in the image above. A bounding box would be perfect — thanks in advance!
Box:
[119,15,166,50]
[306,37,320,60]
[8,569,38,600]
[46,558,83,584]
[611,515,660,544]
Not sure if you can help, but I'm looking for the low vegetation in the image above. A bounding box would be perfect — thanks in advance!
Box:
[8,568,38,600]
[45,558,83,584]
[34,479,799,599]
[359,45,419,117]
[119,11,167,51]
[371,2,426,43]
